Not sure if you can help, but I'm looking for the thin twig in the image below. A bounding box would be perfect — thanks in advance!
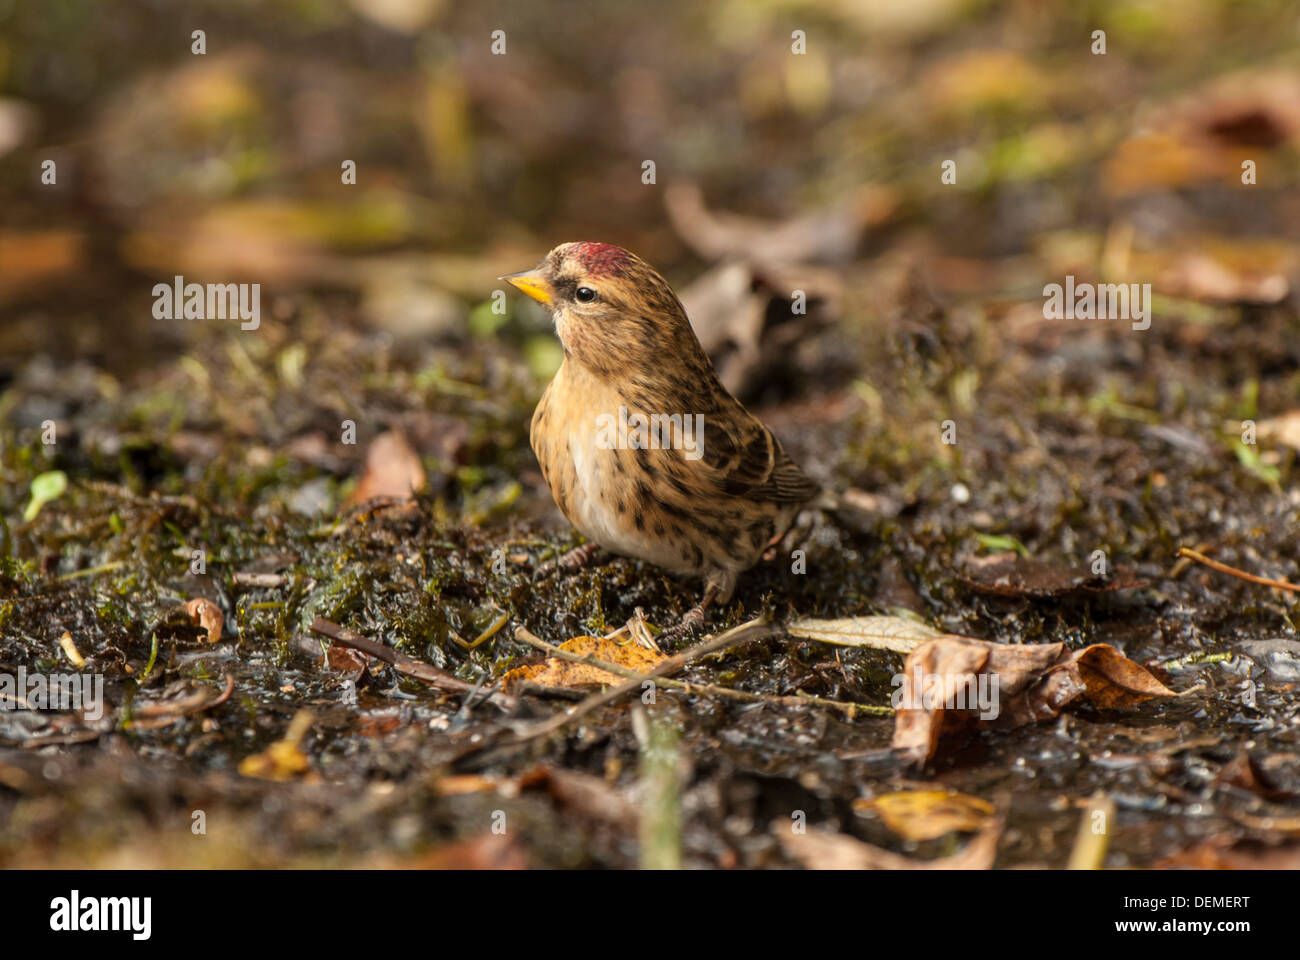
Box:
[134,672,236,719]
[515,626,892,718]
[1177,547,1300,594]
[309,617,517,711]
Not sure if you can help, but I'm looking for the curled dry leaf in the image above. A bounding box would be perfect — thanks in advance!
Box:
[345,429,426,507]
[321,642,369,678]
[892,635,1177,765]
[183,597,224,643]
[779,816,1002,870]
[665,180,891,268]
[1255,410,1300,452]
[58,631,87,668]
[1105,68,1300,197]
[501,635,666,691]
[517,764,638,828]
[786,615,942,655]
[677,259,842,400]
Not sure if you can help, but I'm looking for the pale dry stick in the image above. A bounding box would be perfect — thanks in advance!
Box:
[232,571,289,589]
[504,618,778,745]
[1066,791,1116,870]
[515,625,894,719]
[1177,547,1300,594]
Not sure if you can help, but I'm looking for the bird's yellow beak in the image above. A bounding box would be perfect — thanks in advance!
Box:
[500,270,552,305]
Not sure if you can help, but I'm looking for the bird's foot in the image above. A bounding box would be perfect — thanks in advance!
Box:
[656,584,720,645]
[656,605,707,645]
[533,542,604,582]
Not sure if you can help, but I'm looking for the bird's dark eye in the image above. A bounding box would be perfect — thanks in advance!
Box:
[575,286,597,303]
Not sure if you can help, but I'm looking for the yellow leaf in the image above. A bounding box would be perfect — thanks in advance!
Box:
[503,636,666,691]
[238,710,314,781]
[855,791,994,842]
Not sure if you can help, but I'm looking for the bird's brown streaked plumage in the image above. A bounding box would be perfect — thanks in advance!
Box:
[504,241,819,623]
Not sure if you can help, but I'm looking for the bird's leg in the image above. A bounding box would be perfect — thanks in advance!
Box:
[658,582,720,644]
[534,541,605,582]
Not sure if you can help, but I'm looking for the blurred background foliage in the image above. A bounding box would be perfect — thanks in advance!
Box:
[1,0,1298,518]
[3,0,1299,358]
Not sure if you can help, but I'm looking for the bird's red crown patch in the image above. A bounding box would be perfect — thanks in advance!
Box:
[572,242,631,277]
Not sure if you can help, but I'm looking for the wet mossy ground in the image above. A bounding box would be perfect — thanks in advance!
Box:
[1,270,1297,868]
[3,0,1300,870]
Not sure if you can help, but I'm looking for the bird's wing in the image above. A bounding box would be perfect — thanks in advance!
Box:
[700,405,820,504]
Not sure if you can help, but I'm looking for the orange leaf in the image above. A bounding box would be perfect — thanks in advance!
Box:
[502,635,666,691]
[855,790,995,842]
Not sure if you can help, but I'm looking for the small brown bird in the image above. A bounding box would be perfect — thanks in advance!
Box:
[503,242,820,632]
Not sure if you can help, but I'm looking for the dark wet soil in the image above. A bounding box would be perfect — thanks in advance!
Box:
[2,0,1299,869]
[2,271,1297,868]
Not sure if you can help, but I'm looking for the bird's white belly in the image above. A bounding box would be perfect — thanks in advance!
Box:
[567,432,689,571]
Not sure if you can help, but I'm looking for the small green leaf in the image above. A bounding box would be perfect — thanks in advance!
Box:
[975,532,1030,558]
[1231,439,1281,487]
[23,470,67,522]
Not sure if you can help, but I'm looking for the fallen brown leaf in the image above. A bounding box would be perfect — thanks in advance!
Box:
[665,180,889,268]
[1215,751,1297,802]
[320,642,369,678]
[1158,839,1300,870]
[892,635,1177,765]
[677,259,842,399]
[183,597,224,643]
[779,817,1002,870]
[345,429,426,507]
[1256,410,1300,452]
[518,764,638,828]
